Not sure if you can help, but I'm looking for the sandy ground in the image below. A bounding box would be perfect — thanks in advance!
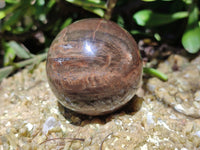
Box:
[0,54,200,150]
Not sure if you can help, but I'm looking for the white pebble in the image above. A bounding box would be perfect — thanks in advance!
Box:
[25,123,33,131]
[194,131,200,138]
[147,112,154,125]
[194,91,200,101]
[181,148,188,150]
[174,104,185,113]
[5,121,11,127]
[42,117,59,135]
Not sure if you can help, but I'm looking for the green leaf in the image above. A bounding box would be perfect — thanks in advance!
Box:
[182,28,200,53]
[0,53,47,82]
[0,66,14,81]
[37,0,45,6]
[0,11,5,19]
[130,30,145,35]
[46,0,56,12]
[2,9,24,31]
[7,41,33,59]
[66,0,107,9]
[133,9,188,27]
[3,43,16,66]
[0,3,20,19]
[5,0,20,3]
[154,33,161,41]
[83,6,104,17]
[65,0,106,17]
[182,4,200,53]
[60,18,72,30]
[182,0,192,5]
[117,15,124,28]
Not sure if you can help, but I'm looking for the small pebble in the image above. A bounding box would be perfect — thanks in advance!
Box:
[42,117,60,135]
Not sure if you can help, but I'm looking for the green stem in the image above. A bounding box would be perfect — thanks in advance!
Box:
[143,67,168,81]
[104,0,118,20]
[0,53,47,82]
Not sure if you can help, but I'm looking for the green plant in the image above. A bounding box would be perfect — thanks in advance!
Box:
[0,0,56,81]
[133,0,200,53]
[5,0,199,81]
[0,0,116,81]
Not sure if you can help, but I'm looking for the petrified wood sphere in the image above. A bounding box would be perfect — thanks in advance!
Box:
[46,18,142,116]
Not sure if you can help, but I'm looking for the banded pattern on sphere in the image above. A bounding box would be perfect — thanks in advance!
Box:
[46,18,142,115]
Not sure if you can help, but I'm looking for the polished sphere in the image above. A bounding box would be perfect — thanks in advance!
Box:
[46,18,142,116]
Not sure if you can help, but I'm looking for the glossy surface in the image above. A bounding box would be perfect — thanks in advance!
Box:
[46,18,142,115]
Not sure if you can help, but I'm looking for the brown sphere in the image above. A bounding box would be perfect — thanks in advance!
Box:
[46,18,142,116]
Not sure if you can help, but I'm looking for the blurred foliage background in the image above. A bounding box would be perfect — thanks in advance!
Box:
[0,0,199,81]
